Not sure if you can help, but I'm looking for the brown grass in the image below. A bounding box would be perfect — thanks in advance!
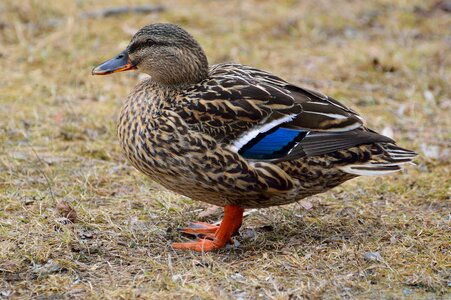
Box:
[0,0,450,299]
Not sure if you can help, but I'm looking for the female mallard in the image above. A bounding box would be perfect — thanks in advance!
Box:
[92,23,416,252]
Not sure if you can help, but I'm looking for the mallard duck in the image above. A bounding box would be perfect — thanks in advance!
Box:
[92,23,416,252]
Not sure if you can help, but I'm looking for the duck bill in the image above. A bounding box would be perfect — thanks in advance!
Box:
[92,50,136,75]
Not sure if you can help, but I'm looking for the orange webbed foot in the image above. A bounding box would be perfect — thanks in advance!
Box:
[172,238,219,252]
[172,205,244,252]
[177,221,219,239]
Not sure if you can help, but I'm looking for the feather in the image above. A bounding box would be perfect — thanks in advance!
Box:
[338,144,417,176]
[339,165,402,176]
[291,130,394,158]
[239,127,307,159]
[230,114,297,152]
[180,63,416,174]
[238,127,394,162]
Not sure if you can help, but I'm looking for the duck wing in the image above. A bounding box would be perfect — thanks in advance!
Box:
[180,63,391,161]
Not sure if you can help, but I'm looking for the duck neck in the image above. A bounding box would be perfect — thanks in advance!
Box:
[148,48,209,87]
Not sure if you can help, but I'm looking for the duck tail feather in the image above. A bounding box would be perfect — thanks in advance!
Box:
[339,143,417,176]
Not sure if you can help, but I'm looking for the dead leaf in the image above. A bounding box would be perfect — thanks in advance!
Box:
[56,200,77,223]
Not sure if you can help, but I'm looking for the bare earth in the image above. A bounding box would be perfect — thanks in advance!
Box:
[0,0,449,299]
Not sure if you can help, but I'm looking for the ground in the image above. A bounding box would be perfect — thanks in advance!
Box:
[0,0,450,299]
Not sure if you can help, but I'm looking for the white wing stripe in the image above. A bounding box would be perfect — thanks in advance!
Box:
[302,111,348,119]
[230,114,297,152]
[339,165,400,176]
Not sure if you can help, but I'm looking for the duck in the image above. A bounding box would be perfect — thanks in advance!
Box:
[92,23,416,252]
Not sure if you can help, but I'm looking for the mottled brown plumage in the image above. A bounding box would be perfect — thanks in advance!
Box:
[93,23,416,251]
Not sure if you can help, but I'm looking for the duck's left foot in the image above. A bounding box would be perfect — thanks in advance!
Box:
[171,238,221,252]
[172,205,244,252]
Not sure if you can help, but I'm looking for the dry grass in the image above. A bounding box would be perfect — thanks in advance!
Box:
[0,0,450,299]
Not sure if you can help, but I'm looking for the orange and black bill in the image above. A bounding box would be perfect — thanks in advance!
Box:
[92,50,136,75]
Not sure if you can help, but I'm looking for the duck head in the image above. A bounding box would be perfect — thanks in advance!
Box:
[92,23,209,85]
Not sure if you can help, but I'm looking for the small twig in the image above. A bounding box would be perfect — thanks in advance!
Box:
[80,5,165,19]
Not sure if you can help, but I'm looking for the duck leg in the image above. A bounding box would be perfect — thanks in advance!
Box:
[172,205,244,252]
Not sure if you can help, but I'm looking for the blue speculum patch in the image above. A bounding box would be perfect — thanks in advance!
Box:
[239,127,307,160]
